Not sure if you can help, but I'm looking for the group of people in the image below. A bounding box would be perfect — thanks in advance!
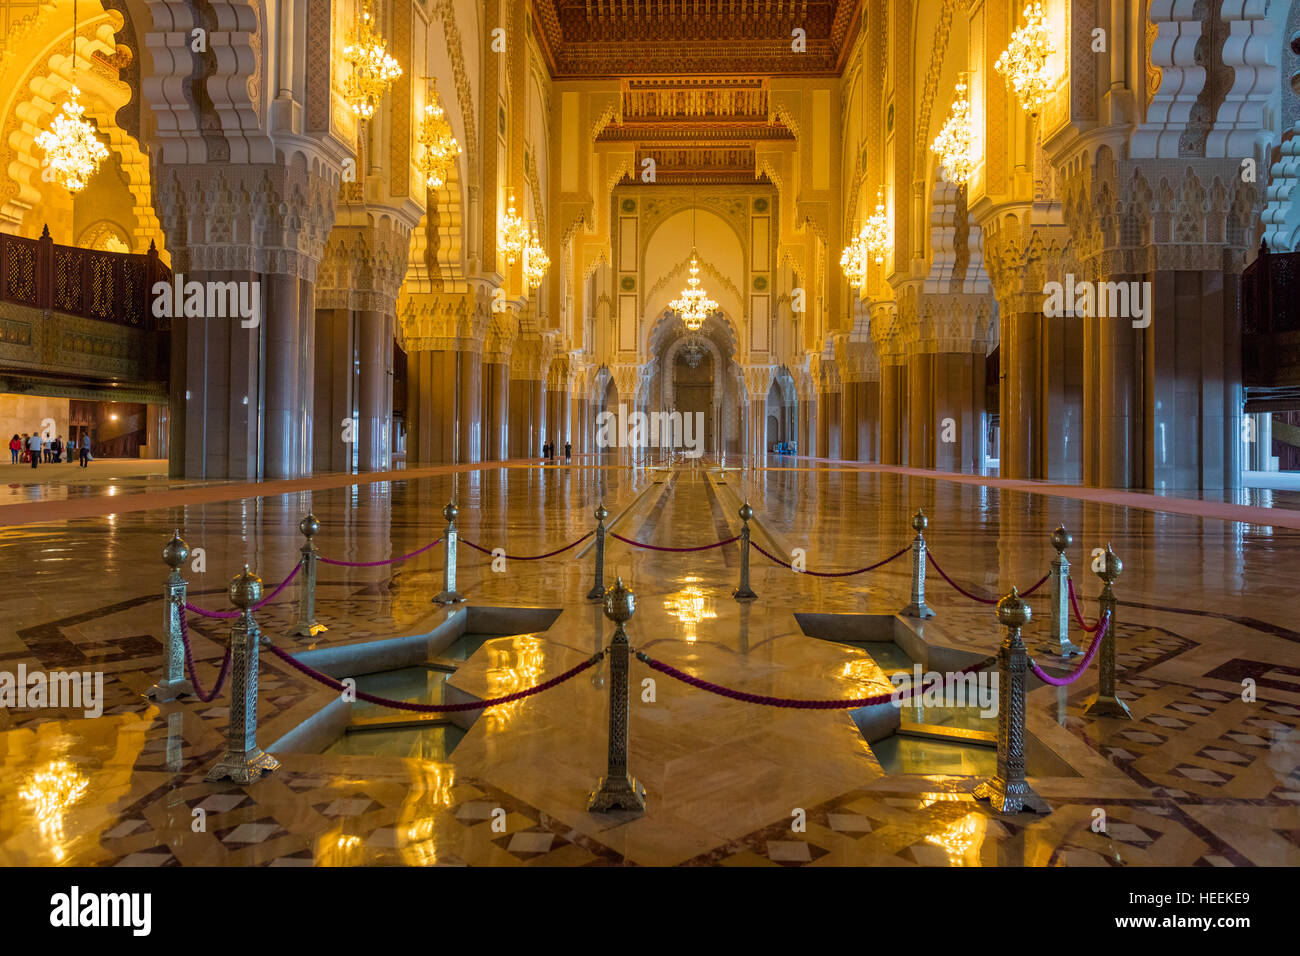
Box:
[8,433,92,468]
[540,439,572,462]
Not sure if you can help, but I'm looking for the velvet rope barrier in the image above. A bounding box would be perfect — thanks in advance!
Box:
[265,643,604,712]
[610,532,739,552]
[634,650,997,709]
[1067,578,1101,632]
[184,561,304,620]
[925,552,1051,604]
[177,607,233,703]
[318,537,442,568]
[750,541,911,577]
[1029,612,1111,686]
[460,530,594,561]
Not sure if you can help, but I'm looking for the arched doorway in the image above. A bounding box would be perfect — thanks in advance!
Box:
[674,348,714,453]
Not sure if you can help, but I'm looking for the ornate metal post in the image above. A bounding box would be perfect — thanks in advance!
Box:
[901,509,935,619]
[974,587,1049,813]
[206,566,281,784]
[292,513,327,637]
[586,502,609,602]
[1046,525,1080,657]
[433,501,465,605]
[733,500,757,601]
[147,531,194,701]
[1083,543,1132,719]
[588,577,646,813]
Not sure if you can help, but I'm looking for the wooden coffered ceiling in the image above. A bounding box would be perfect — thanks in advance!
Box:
[531,0,865,79]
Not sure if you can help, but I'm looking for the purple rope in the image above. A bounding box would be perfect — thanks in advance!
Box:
[183,561,304,619]
[1021,572,1051,597]
[925,554,1050,606]
[177,606,233,703]
[1029,612,1111,686]
[318,537,442,568]
[1067,578,1101,632]
[635,650,996,709]
[610,532,739,552]
[461,530,593,561]
[265,642,603,713]
[750,541,911,577]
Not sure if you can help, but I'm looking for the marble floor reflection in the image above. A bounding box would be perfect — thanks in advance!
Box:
[0,459,1296,866]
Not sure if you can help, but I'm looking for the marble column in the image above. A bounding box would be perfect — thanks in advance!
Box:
[264,273,301,479]
[313,307,355,473]
[816,391,831,458]
[860,379,880,461]
[457,349,482,463]
[906,348,935,469]
[481,361,510,461]
[406,349,457,463]
[880,362,905,465]
[932,351,987,474]
[356,310,392,472]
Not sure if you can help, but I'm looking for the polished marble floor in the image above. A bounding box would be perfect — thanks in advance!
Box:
[0,457,1297,866]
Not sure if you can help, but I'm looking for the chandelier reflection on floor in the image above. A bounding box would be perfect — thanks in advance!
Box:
[664,576,716,642]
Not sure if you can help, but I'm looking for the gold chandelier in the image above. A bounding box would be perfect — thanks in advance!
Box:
[670,252,718,332]
[36,0,107,195]
[344,0,402,120]
[994,1,1058,114]
[523,227,549,290]
[863,187,891,265]
[840,223,869,291]
[930,75,976,186]
[500,193,527,265]
[418,79,460,189]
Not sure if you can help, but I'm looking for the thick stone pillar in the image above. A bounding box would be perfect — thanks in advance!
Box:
[356,310,392,472]
[906,346,935,469]
[482,361,510,460]
[264,273,301,479]
[457,349,482,463]
[841,381,860,461]
[313,307,354,473]
[406,349,458,463]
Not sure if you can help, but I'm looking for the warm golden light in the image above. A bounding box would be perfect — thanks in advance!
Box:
[523,227,550,290]
[930,76,976,186]
[35,86,108,194]
[664,576,717,642]
[500,193,527,266]
[670,253,718,332]
[840,225,869,291]
[994,2,1058,114]
[484,636,545,730]
[18,760,89,862]
[344,2,402,120]
[419,79,461,189]
[863,188,891,266]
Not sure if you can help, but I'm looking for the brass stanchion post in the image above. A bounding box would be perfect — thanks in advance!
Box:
[1046,524,1080,657]
[974,586,1049,813]
[206,566,280,784]
[732,500,757,601]
[1083,543,1132,719]
[433,501,466,605]
[291,513,327,637]
[147,531,193,701]
[586,502,609,602]
[588,577,646,813]
[901,509,935,619]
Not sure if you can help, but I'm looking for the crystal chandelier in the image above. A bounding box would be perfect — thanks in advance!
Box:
[681,336,706,369]
[670,252,718,332]
[500,193,527,265]
[344,0,402,120]
[930,75,976,186]
[994,1,1058,114]
[863,188,891,265]
[36,0,107,195]
[419,79,460,189]
[840,224,869,291]
[523,227,549,289]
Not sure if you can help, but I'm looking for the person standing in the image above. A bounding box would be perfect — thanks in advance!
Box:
[51,435,62,463]
[564,441,571,461]
[8,435,18,464]
[79,432,91,468]
[27,432,41,469]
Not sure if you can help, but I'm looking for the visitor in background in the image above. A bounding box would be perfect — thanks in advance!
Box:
[27,432,41,469]
[565,441,571,461]
[19,433,29,463]
[8,435,19,464]
[51,435,63,463]
[79,433,91,468]
[42,435,51,463]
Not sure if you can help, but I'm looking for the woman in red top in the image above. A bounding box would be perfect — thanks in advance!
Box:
[8,434,19,464]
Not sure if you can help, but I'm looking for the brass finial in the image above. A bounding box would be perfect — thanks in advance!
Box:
[739,500,754,522]
[162,531,189,570]
[603,576,635,625]
[595,502,609,523]
[912,509,928,532]
[299,513,320,539]
[1051,524,1072,554]
[229,564,263,610]
[997,585,1031,628]
[443,501,459,523]
[1096,542,1122,583]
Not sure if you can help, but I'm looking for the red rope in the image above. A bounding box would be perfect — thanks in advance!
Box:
[184,561,303,619]
[750,541,910,576]
[926,553,1050,605]
[1029,612,1111,686]
[1067,578,1102,632]
[177,607,232,703]
[318,538,441,567]
[460,530,593,560]
[610,532,739,552]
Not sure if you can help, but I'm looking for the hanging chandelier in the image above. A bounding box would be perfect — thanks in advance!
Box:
[681,336,707,369]
[523,227,549,289]
[670,252,718,332]
[36,0,107,195]
[930,75,976,186]
[840,224,869,291]
[344,0,402,120]
[500,193,527,265]
[994,1,1058,114]
[863,188,891,265]
[419,79,460,189]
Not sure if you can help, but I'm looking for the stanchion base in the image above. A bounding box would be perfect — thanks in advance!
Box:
[291,622,328,638]
[588,773,647,814]
[973,777,1050,814]
[145,677,194,703]
[1082,693,1133,720]
[205,749,280,785]
[433,591,466,605]
[586,585,605,602]
[901,602,936,619]
[733,586,757,602]
[1041,639,1081,659]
